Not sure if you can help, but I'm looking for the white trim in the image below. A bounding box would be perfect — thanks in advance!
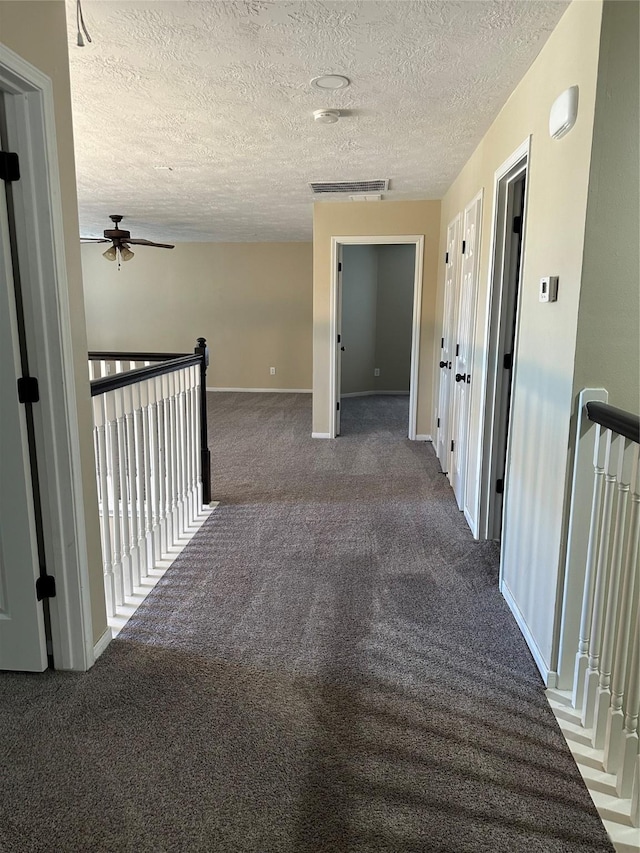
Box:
[312,432,332,439]
[329,235,424,441]
[207,387,311,393]
[415,434,432,442]
[501,578,553,686]
[341,390,409,398]
[476,136,531,542]
[92,627,112,662]
[0,45,95,670]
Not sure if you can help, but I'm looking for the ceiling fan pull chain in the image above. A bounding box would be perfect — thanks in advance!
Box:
[76,0,93,47]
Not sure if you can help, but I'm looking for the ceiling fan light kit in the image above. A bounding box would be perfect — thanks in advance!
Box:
[82,214,174,266]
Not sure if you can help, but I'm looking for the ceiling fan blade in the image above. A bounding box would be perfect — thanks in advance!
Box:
[127,238,175,249]
[81,238,110,243]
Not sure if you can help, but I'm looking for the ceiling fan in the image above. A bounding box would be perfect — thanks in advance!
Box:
[81,215,174,263]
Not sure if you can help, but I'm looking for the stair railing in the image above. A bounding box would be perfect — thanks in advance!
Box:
[557,389,639,819]
[88,339,210,620]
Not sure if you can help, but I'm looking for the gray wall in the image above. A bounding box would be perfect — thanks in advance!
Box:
[573,0,639,413]
[341,246,378,394]
[375,245,415,392]
[341,244,415,395]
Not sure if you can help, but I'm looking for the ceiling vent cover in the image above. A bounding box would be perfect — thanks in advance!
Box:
[309,179,389,195]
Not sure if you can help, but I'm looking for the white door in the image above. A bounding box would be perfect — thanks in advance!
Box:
[436,215,461,471]
[0,159,48,671]
[451,193,482,510]
[335,246,343,436]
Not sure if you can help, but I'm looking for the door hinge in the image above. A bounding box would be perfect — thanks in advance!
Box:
[337,401,340,411]
[503,353,513,370]
[338,262,342,272]
[441,337,444,349]
[36,574,56,600]
[513,215,522,235]
[451,440,455,452]
[455,343,460,356]
[445,251,449,264]
[496,478,504,495]
[17,376,40,404]
[0,150,20,182]
[437,417,440,428]
[462,240,466,254]
[337,334,341,344]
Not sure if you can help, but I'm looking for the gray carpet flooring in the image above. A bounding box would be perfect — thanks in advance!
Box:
[0,393,614,853]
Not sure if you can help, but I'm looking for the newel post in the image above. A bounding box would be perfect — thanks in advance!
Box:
[194,337,211,504]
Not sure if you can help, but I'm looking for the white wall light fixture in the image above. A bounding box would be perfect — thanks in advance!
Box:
[549,85,579,139]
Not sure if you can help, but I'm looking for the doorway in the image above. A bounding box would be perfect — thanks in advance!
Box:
[478,139,530,543]
[329,235,424,440]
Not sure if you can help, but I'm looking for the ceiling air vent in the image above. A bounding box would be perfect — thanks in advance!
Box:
[309,179,389,195]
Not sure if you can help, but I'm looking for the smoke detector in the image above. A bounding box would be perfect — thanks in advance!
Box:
[313,109,340,125]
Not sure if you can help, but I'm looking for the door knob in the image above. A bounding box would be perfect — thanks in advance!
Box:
[340,346,345,351]
[439,360,447,368]
[455,373,466,383]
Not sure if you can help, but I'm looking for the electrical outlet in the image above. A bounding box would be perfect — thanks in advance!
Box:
[270,367,276,375]
[374,368,380,377]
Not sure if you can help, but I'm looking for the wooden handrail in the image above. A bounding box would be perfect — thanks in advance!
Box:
[585,401,639,445]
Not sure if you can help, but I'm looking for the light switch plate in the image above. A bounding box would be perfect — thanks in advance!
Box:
[540,276,559,303]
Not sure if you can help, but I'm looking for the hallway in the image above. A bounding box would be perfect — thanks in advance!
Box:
[0,394,612,852]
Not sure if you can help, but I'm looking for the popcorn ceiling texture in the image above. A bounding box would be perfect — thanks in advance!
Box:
[68,1,568,242]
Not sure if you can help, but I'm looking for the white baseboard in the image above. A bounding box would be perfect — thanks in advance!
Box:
[312,432,332,439]
[207,387,311,393]
[341,390,409,398]
[501,579,553,686]
[415,434,432,442]
[92,627,112,663]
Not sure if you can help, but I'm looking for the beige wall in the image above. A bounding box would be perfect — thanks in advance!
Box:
[341,245,377,395]
[573,0,639,414]
[0,1,107,644]
[375,244,415,392]
[435,0,603,672]
[313,200,441,434]
[82,242,313,390]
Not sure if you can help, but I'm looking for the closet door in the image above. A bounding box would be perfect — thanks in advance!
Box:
[451,193,482,512]
[436,215,461,473]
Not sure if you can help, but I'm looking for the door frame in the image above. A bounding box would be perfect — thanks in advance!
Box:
[436,214,461,473]
[0,44,96,670]
[329,235,425,440]
[475,137,531,542]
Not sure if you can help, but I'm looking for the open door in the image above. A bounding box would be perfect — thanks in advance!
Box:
[451,192,482,510]
[436,215,461,472]
[0,157,48,671]
[335,246,343,436]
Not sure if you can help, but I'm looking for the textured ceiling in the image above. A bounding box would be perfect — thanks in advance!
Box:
[67,0,568,243]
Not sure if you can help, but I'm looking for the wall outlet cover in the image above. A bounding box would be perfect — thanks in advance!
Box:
[270,367,276,375]
[374,368,380,376]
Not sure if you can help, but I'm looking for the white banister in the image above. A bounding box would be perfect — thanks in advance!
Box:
[89,350,212,636]
[548,391,639,842]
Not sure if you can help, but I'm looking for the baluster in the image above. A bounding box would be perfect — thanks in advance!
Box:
[170,370,180,540]
[573,425,608,709]
[163,372,177,547]
[155,375,169,555]
[187,364,198,519]
[178,368,190,533]
[93,395,115,617]
[100,359,109,379]
[115,386,133,599]
[605,444,640,772]
[174,369,185,537]
[617,601,640,798]
[195,367,204,509]
[142,377,158,571]
[105,390,124,608]
[124,383,141,591]
[592,435,631,746]
[582,429,617,728]
[132,378,148,580]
